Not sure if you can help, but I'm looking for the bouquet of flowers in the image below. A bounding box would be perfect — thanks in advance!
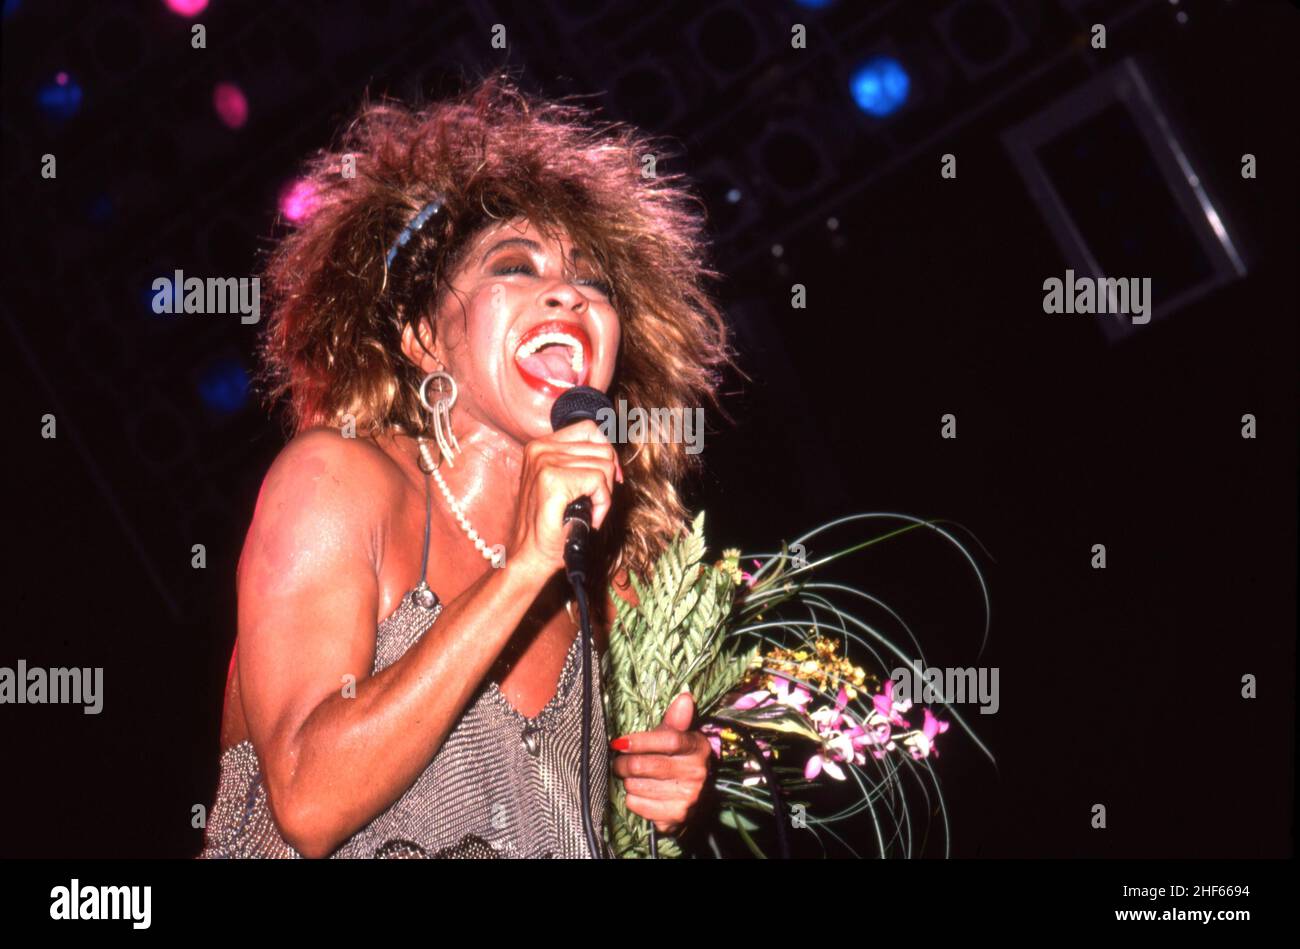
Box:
[601,511,993,859]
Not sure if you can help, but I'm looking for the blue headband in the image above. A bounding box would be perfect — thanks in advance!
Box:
[385,197,445,268]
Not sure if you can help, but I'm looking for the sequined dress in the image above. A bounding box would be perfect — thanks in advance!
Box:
[199,471,611,859]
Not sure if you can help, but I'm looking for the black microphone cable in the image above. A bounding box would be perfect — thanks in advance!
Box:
[550,386,614,860]
[570,575,605,860]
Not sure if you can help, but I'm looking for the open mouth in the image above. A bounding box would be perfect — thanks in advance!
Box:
[513,320,592,393]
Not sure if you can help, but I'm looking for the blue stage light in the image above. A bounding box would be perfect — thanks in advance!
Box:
[88,194,113,224]
[197,357,250,415]
[37,72,82,120]
[793,0,835,8]
[850,56,911,118]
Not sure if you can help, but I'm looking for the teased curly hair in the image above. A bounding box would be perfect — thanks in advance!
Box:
[257,72,737,591]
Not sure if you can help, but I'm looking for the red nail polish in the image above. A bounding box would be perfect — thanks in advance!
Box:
[610,736,630,752]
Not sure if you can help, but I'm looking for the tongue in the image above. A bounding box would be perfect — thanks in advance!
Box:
[519,348,578,384]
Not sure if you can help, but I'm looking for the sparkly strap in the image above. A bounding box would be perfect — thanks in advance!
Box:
[419,468,433,585]
[410,469,440,611]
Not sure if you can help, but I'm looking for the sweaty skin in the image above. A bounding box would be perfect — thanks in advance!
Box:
[216,217,710,854]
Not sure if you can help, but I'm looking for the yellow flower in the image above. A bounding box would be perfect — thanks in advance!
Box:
[714,548,745,584]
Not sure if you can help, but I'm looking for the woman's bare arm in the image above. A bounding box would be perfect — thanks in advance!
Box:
[236,429,549,858]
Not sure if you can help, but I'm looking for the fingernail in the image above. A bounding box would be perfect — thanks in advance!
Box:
[610,736,630,752]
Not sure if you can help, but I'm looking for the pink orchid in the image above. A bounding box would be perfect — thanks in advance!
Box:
[804,687,868,780]
[732,688,773,710]
[865,725,898,760]
[810,685,852,732]
[804,728,860,781]
[804,754,843,781]
[732,675,812,713]
[700,721,774,772]
[844,717,894,757]
[770,676,813,709]
[903,708,950,760]
[871,680,913,728]
[738,559,764,588]
[698,721,727,758]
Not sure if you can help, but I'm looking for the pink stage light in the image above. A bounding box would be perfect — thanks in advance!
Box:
[279,179,320,223]
[164,0,209,16]
[213,82,248,129]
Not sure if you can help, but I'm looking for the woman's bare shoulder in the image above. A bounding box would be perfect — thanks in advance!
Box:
[261,427,407,507]
[239,428,407,578]
[236,426,410,598]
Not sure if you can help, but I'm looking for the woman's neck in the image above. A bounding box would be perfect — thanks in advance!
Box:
[383,422,526,551]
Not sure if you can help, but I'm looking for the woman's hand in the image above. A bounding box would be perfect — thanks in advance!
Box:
[610,691,713,837]
[508,419,622,579]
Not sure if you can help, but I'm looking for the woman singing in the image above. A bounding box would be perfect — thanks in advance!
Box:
[200,74,733,858]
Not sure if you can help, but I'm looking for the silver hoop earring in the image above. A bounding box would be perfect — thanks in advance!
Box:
[418,371,461,468]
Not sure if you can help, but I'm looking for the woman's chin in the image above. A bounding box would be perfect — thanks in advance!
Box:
[507,369,574,435]
[515,410,554,441]
[500,391,557,440]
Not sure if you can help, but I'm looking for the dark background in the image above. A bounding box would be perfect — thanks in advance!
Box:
[2,0,1294,858]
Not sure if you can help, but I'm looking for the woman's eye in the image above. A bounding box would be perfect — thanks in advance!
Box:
[493,260,612,298]
[578,277,614,297]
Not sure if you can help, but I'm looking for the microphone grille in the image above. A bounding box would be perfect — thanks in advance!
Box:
[550,386,613,431]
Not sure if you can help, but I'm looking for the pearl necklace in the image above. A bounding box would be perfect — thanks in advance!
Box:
[417,437,506,568]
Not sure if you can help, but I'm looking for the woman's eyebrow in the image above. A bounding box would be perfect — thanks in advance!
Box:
[480,237,541,266]
[479,237,593,269]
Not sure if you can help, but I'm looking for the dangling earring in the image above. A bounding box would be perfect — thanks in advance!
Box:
[414,371,506,568]
[418,369,461,469]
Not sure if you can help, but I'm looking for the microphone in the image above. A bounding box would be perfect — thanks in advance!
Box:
[548,384,614,860]
[549,385,614,585]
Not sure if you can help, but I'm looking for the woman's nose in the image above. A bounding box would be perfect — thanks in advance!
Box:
[541,279,587,311]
